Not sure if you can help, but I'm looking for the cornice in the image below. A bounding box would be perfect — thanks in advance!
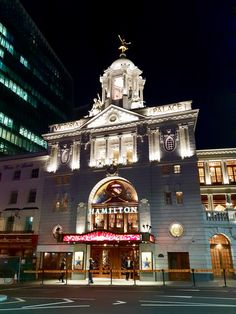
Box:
[197,148,236,157]
[43,110,198,142]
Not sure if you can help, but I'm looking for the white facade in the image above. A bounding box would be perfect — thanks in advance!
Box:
[0,51,236,281]
[39,53,209,281]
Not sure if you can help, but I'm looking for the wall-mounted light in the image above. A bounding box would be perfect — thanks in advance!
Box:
[142,224,152,233]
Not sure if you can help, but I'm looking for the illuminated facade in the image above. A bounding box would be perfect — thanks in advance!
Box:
[197,149,236,277]
[0,0,73,155]
[0,46,236,282]
[37,50,210,282]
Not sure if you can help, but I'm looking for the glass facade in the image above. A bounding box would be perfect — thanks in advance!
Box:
[0,0,74,155]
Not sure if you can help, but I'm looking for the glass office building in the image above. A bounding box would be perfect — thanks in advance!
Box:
[0,0,74,155]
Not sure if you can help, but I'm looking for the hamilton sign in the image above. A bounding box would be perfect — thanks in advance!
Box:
[89,206,138,215]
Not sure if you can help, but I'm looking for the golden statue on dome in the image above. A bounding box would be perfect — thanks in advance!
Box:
[118,35,131,56]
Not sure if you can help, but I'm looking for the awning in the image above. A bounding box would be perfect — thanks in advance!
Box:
[62,231,155,244]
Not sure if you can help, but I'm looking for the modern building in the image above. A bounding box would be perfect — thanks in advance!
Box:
[0,42,236,282]
[0,0,74,156]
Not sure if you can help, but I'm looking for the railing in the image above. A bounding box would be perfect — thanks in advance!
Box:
[206,211,229,221]
[0,230,34,234]
[22,268,236,287]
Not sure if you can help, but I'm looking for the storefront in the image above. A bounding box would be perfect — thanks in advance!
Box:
[62,230,154,279]
[0,234,38,281]
[0,234,38,257]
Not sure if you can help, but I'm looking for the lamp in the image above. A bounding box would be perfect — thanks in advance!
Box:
[142,224,152,233]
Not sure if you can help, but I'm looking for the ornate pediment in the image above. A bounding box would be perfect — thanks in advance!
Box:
[83,105,145,129]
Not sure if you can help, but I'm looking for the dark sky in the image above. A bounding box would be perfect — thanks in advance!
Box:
[20,0,236,150]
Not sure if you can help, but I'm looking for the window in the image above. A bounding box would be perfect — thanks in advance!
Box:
[61,193,69,210]
[55,176,62,185]
[6,216,14,232]
[19,127,47,148]
[53,193,69,211]
[54,175,70,185]
[127,213,138,232]
[173,165,181,174]
[176,191,183,204]
[209,161,222,184]
[231,194,236,209]
[62,176,70,185]
[54,194,61,211]
[226,161,236,184]
[94,214,106,229]
[126,149,133,164]
[198,162,205,184]
[25,216,33,232]
[213,194,226,211]
[20,56,29,68]
[13,170,21,180]
[28,189,36,203]
[9,191,18,204]
[164,192,172,205]
[201,194,209,210]
[31,168,39,178]
[112,76,123,100]
[0,112,13,129]
[161,165,171,175]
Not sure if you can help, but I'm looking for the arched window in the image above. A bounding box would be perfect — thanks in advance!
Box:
[90,179,139,233]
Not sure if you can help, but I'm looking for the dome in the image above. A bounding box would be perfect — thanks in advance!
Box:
[110,58,136,70]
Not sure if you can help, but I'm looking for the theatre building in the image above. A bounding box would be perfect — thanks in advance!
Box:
[1,44,236,282]
[37,46,212,282]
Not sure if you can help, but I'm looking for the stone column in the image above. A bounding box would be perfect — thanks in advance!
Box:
[105,136,109,164]
[118,135,123,164]
[149,128,160,162]
[204,161,211,185]
[139,82,144,102]
[179,124,190,158]
[155,128,161,161]
[221,160,229,184]
[133,132,137,162]
[71,140,80,170]
[208,194,214,210]
[107,77,111,98]
[89,138,95,167]
[123,72,127,95]
[47,143,58,172]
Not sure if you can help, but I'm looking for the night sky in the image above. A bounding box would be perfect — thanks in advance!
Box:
[20,0,236,150]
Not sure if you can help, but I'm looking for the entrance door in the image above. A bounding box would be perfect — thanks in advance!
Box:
[91,245,139,279]
[168,252,190,281]
[210,234,233,277]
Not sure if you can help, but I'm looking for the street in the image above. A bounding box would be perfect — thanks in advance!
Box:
[0,284,236,313]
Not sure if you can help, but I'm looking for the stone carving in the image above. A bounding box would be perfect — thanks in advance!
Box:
[59,144,71,164]
[89,94,103,117]
[161,128,177,152]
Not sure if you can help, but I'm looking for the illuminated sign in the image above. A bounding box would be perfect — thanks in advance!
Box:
[150,234,155,243]
[147,101,192,117]
[142,233,155,243]
[51,120,84,132]
[0,235,38,246]
[89,206,138,215]
[63,231,142,243]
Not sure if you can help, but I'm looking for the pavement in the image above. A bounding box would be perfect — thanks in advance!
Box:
[14,277,236,288]
[0,277,236,302]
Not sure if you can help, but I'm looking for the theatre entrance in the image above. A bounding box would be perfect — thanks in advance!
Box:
[91,244,139,279]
